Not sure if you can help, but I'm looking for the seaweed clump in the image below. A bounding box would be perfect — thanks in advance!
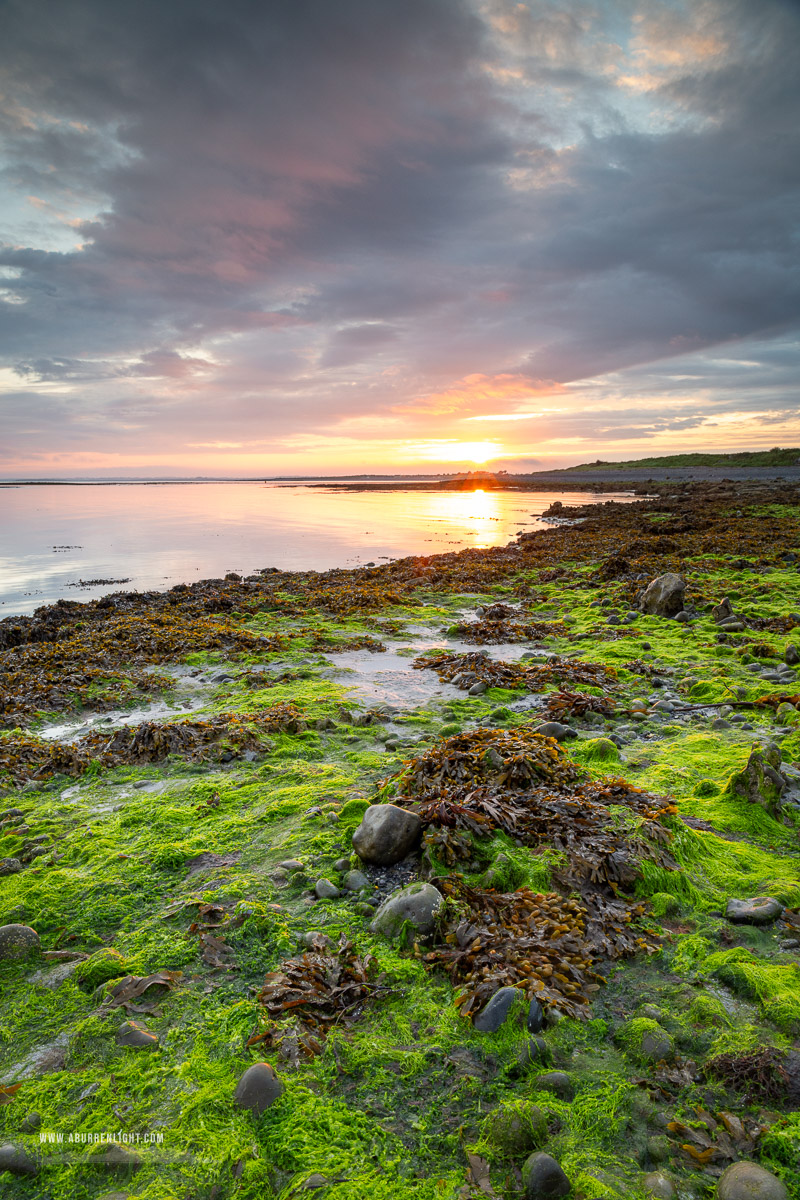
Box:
[421,879,659,1021]
[394,726,580,793]
[0,702,304,783]
[413,651,617,694]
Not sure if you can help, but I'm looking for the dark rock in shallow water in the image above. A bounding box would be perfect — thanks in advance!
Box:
[533,1070,575,1101]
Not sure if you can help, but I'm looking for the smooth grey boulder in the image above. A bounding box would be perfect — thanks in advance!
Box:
[343,869,369,891]
[522,1151,571,1199]
[527,998,544,1033]
[0,1143,39,1176]
[352,804,421,865]
[643,1171,676,1199]
[473,985,522,1032]
[639,573,686,618]
[370,882,444,946]
[532,721,576,742]
[233,1062,284,1115]
[716,1161,789,1200]
[0,924,40,961]
[726,896,783,925]
[117,1021,159,1050]
[314,878,340,899]
[786,643,800,666]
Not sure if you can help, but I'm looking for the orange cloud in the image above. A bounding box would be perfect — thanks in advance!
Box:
[405,373,566,417]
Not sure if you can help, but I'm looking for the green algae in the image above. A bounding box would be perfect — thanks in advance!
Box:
[2,488,800,1198]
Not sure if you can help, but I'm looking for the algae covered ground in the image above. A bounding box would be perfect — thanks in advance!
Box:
[1,482,800,1200]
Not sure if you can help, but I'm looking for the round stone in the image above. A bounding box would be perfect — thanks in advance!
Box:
[717,1161,788,1200]
[313,878,340,899]
[522,1151,571,1199]
[643,1170,676,1199]
[370,882,444,946]
[351,804,422,865]
[233,1062,284,1115]
[0,924,40,961]
[0,858,22,877]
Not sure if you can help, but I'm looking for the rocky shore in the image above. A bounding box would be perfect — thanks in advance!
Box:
[0,481,799,1200]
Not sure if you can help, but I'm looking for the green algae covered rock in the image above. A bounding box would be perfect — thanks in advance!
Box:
[75,947,130,990]
[0,924,40,961]
[650,892,680,917]
[370,881,445,946]
[482,1100,547,1157]
[717,1161,788,1200]
[578,737,620,764]
[618,1018,675,1064]
[726,742,786,815]
[688,994,730,1027]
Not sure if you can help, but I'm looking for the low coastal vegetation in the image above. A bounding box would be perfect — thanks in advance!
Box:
[1,480,799,1199]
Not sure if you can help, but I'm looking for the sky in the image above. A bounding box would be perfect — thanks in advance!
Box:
[0,0,799,478]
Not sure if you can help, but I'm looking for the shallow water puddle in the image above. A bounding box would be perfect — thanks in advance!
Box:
[323,633,550,708]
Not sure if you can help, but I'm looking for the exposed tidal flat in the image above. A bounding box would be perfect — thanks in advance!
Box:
[0,482,799,1200]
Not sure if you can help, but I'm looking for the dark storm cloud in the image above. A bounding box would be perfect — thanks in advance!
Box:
[0,0,799,465]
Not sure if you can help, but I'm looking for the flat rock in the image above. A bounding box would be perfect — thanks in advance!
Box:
[352,804,422,865]
[233,1062,284,1115]
[473,985,522,1033]
[639,573,686,618]
[370,882,444,946]
[0,1143,39,1176]
[0,924,40,961]
[117,1021,159,1050]
[726,896,784,925]
[716,1161,789,1200]
[522,1151,571,1199]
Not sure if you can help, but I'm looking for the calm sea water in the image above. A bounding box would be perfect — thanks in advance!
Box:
[0,482,636,616]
